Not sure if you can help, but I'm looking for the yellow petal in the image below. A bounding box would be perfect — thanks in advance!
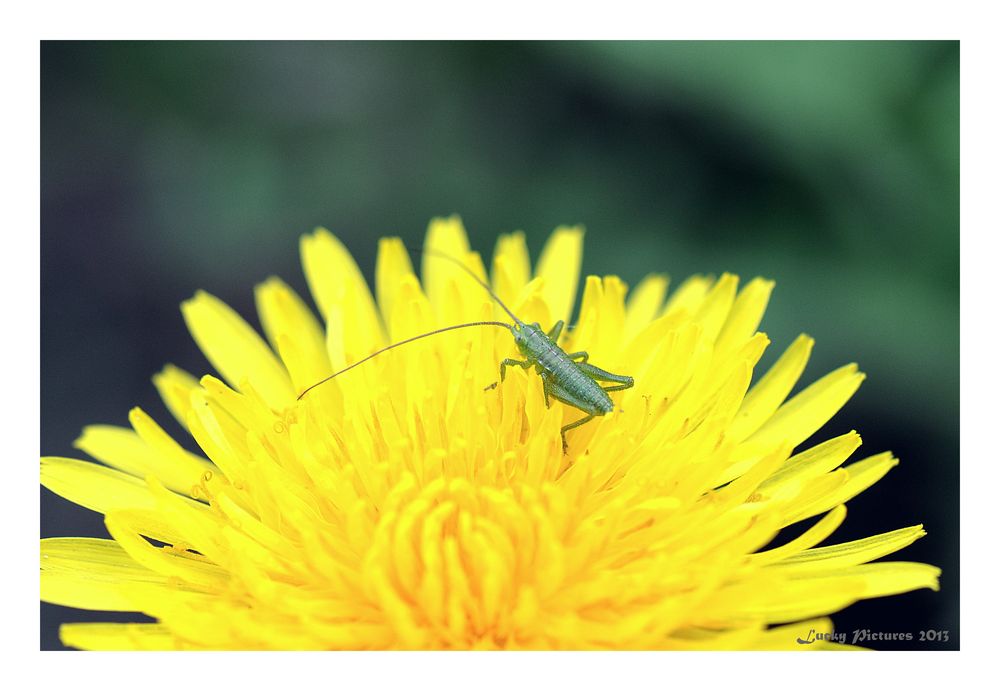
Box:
[662,275,713,316]
[41,457,158,514]
[623,273,669,342]
[73,425,152,481]
[73,413,211,497]
[386,274,437,346]
[596,275,629,360]
[730,334,814,441]
[779,563,941,610]
[724,578,863,624]
[772,524,927,574]
[813,562,941,597]
[105,511,229,590]
[60,623,181,651]
[534,225,584,325]
[571,275,628,364]
[300,227,384,358]
[694,273,739,344]
[714,277,775,355]
[759,431,863,494]
[184,388,247,486]
[422,215,473,320]
[712,445,789,511]
[747,363,865,451]
[41,457,205,536]
[100,508,192,546]
[492,231,531,304]
[42,538,178,611]
[784,452,899,524]
[199,373,270,433]
[491,254,525,323]
[749,505,848,566]
[571,275,604,350]
[130,407,213,489]
[254,276,330,390]
[665,624,767,651]
[300,228,381,327]
[376,236,418,333]
[151,364,200,430]
[181,290,295,409]
[145,477,233,569]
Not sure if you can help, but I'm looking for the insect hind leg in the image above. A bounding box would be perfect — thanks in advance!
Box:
[575,362,634,392]
[559,414,596,454]
[544,378,604,454]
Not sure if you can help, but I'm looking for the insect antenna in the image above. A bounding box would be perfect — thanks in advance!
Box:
[406,245,525,326]
[297,320,512,400]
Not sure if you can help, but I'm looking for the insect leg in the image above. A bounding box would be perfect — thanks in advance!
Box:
[575,362,634,392]
[485,357,532,391]
[542,374,554,408]
[499,357,532,382]
[565,351,589,363]
[485,358,533,391]
[559,413,596,452]
[546,320,565,342]
[544,379,603,453]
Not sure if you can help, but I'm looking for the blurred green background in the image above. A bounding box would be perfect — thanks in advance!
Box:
[41,41,958,650]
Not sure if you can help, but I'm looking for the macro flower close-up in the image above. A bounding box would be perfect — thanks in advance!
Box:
[40,216,939,650]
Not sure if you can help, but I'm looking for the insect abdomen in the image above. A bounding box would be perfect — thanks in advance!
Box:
[530,335,614,414]
[561,366,614,414]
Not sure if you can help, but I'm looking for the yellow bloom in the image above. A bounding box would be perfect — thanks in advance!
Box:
[41,216,939,650]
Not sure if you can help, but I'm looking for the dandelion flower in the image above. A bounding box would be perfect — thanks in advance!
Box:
[41,216,939,650]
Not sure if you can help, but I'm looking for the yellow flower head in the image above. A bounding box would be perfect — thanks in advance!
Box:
[41,217,939,650]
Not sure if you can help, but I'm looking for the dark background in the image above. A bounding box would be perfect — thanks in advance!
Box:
[40,41,959,650]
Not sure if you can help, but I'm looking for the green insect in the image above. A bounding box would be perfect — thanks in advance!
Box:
[298,247,634,452]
